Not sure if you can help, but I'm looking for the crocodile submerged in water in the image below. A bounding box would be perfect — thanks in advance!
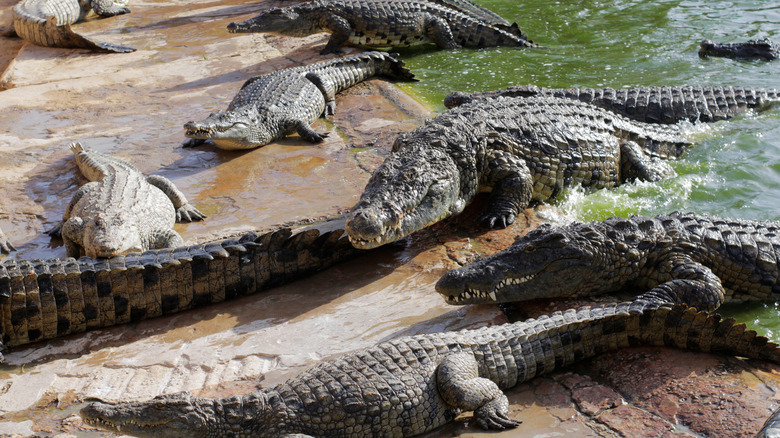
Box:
[444,85,780,124]
[346,95,695,249]
[0,227,14,254]
[700,38,779,60]
[47,143,205,258]
[0,223,362,361]
[183,51,416,150]
[436,212,780,310]
[9,0,135,53]
[80,301,780,437]
[226,0,535,55]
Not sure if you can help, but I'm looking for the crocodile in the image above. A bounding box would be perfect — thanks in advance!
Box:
[444,85,780,124]
[183,51,416,150]
[80,301,780,437]
[9,0,135,53]
[47,143,205,258]
[0,223,362,361]
[345,95,695,249]
[436,212,780,311]
[700,38,779,61]
[226,0,535,55]
[758,406,780,438]
[0,227,14,254]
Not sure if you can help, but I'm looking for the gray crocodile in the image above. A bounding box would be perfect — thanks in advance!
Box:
[346,95,695,249]
[436,212,780,311]
[758,406,780,438]
[700,38,779,60]
[10,0,135,53]
[47,143,205,258]
[0,223,362,361]
[80,301,780,437]
[183,51,416,150]
[444,85,780,124]
[0,227,14,254]
[226,0,535,55]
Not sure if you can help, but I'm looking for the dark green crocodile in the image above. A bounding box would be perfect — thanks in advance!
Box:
[183,51,416,150]
[345,95,695,249]
[443,85,780,124]
[700,38,779,61]
[436,212,780,311]
[47,143,205,258]
[0,226,14,254]
[0,222,362,362]
[10,0,134,53]
[226,0,535,55]
[80,301,780,437]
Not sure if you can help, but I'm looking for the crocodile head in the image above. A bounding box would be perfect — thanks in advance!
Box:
[82,215,144,258]
[81,392,279,437]
[227,6,320,37]
[699,38,778,60]
[183,109,276,150]
[346,145,464,249]
[436,222,624,304]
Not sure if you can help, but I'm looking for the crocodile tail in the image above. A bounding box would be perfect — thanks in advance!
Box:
[12,13,134,53]
[423,0,511,26]
[380,53,417,81]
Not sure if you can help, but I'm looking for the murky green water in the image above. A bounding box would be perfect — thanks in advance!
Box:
[397,0,780,337]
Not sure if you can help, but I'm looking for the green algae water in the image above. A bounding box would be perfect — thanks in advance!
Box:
[396,0,780,338]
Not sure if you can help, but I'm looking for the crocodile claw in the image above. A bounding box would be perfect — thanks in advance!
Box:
[176,204,207,223]
[474,397,521,430]
[479,212,515,229]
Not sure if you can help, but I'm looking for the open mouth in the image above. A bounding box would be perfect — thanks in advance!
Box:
[445,273,538,304]
[184,124,218,138]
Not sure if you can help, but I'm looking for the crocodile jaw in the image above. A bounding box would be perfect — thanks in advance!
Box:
[227,7,317,37]
[184,117,273,150]
[80,398,204,438]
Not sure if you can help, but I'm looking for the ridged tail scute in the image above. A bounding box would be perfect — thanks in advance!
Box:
[0,226,362,358]
[384,53,417,82]
[12,10,135,53]
[424,0,511,26]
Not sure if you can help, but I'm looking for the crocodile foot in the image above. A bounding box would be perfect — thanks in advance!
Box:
[176,204,206,222]
[474,397,521,430]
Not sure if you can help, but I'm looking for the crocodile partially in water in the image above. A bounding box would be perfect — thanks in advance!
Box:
[700,38,779,61]
[183,51,416,150]
[9,0,135,53]
[47,143,205,258]
[0,222,362,361]
[0,227,14,254]
[436,212,780,310]
[346,95,695,249]
[444,85,780,124]
[226,0,535,55]
[80,301,780,437]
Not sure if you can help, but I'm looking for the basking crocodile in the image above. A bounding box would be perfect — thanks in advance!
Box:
[226,0,535,55]
[10,0,135,53]
[436,212,780,311]
[183,51,416,150]
[47,143,205,258]
[444,85,780,124]
[80,301,780,437]
[0,227,14,254]
[0,223,362,361]
[700,38,779,60]
[346,95,694,249]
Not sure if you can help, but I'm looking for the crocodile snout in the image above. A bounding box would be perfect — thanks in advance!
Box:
[345,208,386,248]
[435,269,466,301]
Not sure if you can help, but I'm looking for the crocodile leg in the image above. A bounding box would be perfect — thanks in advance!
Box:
[47,182,96,237]
[634,255,727,312]
[292,119,329,143]
[424,14,460,49]
[620,140,676,182]
[0,227,15,254]
[305,72,337,116]
[60,216,86,258]
[320,16,352,54]
[144,175,206,223]
[147,229,186,249]
[479,148,533,229]
[437,352,522,430]
[90,0,131,17]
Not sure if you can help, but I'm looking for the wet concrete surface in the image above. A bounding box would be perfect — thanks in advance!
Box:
[1,0,780,436]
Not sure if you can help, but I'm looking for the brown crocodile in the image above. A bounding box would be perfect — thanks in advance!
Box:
[226,0,535,55]
[9,0,135,53]
[46,143,205,258]
[0,222,363,362]
[80,301,780,437]
[443,85,780,124]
